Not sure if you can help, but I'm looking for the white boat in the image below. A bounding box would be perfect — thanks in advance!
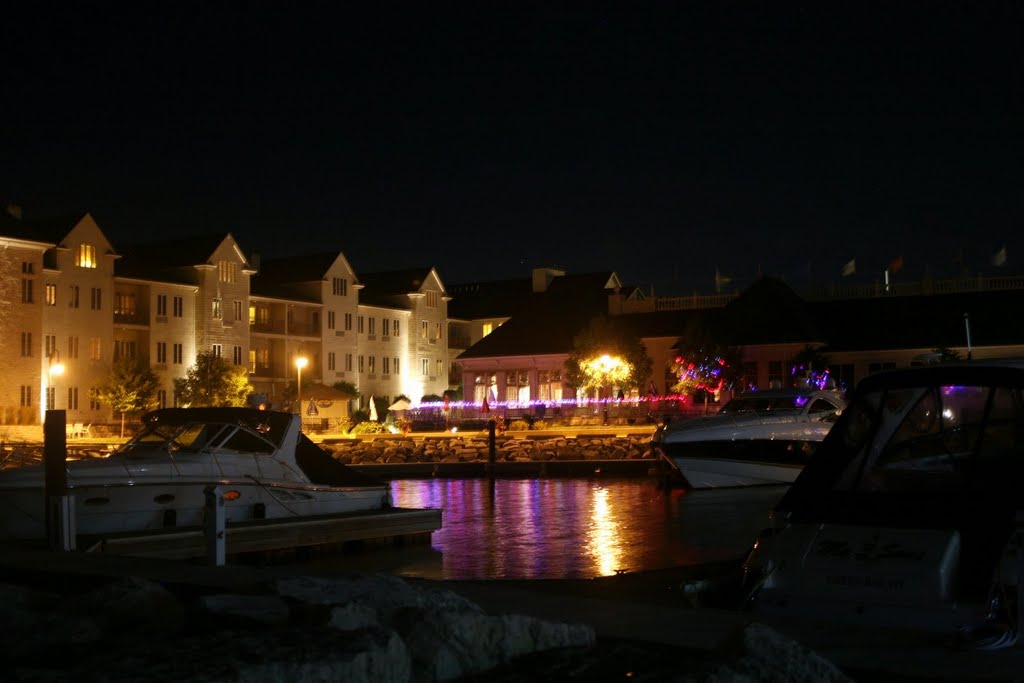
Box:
[744,360,1024,642]
[652,388,846,488]
[0,407,393,540]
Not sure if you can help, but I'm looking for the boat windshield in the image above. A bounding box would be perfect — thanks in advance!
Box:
[119,420,278,455]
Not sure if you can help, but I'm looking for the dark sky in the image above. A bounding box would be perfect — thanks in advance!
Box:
[2,2,1021,295]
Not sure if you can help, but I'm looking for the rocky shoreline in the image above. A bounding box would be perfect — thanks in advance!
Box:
[321,433,657,467]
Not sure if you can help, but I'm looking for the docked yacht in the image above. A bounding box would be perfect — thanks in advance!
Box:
[0,407,393,540]
[652,388,846,488]
[744,360,1024,642]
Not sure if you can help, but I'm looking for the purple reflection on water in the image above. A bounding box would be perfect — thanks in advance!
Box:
[366,478,787,580]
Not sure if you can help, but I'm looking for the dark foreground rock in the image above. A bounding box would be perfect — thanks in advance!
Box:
[2,573,853,682]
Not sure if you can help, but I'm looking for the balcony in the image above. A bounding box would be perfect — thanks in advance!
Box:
[114,312,148,326]
[250,321,322,337]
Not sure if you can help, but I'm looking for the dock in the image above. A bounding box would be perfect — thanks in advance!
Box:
[69,506,441,561]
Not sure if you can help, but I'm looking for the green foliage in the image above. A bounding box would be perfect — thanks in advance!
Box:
[332,381,360,399]
[90,356,162,437]
[173,350,254,407]
[507,419,532,431]
[933,347,962,362]
[564,316,653,392]
[421,394,444,403]
[350,420,389,434]
[443,387,462,401]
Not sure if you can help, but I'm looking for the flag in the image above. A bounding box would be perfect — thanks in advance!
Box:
[992,245,1007,267]
[368,396,378,421]
[714,267,732,292]
[841,258,856,277]
[888,256,904,274]
[481,395,490,414]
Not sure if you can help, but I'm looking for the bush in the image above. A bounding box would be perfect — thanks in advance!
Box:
[350,420,389,435]
[507,419,531,431]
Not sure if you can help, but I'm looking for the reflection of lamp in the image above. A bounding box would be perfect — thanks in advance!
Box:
[295,355,308,415]
[48,350,64,410]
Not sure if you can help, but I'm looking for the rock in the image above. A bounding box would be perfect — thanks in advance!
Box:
[198,593,292,627]
[703,622,854,683]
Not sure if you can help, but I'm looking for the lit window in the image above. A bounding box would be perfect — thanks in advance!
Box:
[75,244,97,268]
[218,260,237,283]
[45,283,56,306]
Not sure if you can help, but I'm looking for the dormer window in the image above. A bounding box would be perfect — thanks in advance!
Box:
[75,244,97,268]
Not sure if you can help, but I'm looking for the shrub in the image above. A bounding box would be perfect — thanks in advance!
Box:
[507,419,532,431]
[350,420,389,435]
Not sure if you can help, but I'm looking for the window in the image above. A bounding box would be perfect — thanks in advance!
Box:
[358,355,364,373]
[345,354,353,371]
[327,311,335,330]
[173,296,183,317]
[45,334,56,358]
[21,386,33,407]
[212,344,222,357]
[433,322,442,340]
[328,352,336,371]
[22,261,34,274]
[436,359,444,377]
[90,391,102,411]
[114,293,134,316]
[233,300,243,321]
[368,317,376,336]
[383,357,390,375]
[344,313,352,331]
[45,283,56,306]
[46,386,56,411]
[425,291,438,307]
[114,340,136,360]
[358,316,364,333]
[218,260,237,283]
[157,389,167,409]
[420,321,428,338]
[67,387,79,411]
[91,287,102,310]
[233,346,242,365]
[156,294,167,316]
[173,343,183,364]
[69,285,79,308]
[393,319,400,337]
[421,358,429,376]
[90,337,102,361]
[332,277,347,296]
[394,357,400,375]
[20,332,32,357]
[368,356,376,374]
[212,299,221,319]
[21,279,32,303]
[256,348,269,369]
[75,244,97,268]
[67,336,79,359]
[156,342,167,364]
[482,322,494,337]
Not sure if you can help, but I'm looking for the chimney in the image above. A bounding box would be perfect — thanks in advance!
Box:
[532,266,566,293]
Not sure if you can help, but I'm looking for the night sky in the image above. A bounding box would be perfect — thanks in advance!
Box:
[2,2,1021,295]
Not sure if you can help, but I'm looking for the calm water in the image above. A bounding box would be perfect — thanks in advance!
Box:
[304,478,788,581]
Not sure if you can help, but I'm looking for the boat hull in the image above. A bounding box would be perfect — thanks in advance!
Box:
[0,478,392,540]
[656,438,820,489]
[664,454,803,488]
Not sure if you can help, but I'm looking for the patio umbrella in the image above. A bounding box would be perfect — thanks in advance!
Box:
[388,398,411,411]
[369,396,378,421]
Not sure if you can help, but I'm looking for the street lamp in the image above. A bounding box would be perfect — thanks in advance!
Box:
[48,350,64,410]
[295,355,308,415]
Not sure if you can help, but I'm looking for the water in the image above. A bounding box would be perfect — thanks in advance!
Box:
[305,478,789,580]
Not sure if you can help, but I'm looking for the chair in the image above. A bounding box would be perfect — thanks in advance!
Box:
[71,422,84,438]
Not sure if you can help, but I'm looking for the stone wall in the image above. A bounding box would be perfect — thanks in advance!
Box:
[323,433,657,465]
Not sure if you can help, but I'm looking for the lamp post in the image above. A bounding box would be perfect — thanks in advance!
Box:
[48,350,64,410]
[295,355,308,416]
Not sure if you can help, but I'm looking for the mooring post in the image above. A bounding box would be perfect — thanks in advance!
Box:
[204,485,226,566]
[43,409,75,551]
[487,418,496,482]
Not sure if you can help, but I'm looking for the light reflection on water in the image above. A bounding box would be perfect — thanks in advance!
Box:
[307,478,788,581]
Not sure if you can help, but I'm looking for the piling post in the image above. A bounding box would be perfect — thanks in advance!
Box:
[487,418,496,482]
[44,409,75,551]
[204,485,226,566]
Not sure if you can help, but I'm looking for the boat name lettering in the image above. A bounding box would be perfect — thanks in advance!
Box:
[814,538,926,562]
[825,574,906,591]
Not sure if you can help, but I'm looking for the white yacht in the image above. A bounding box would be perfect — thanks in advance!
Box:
[0,407,393,540]
[652,388,846,488]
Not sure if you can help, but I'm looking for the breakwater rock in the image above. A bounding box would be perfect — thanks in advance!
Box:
[322,433,657,466]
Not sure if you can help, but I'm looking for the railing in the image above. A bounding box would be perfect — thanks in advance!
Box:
[250,321,322,336]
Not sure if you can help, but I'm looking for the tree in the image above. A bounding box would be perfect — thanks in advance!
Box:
[788,345,832,389]
[670,319,744,410]
[564,316,654,395]
[173,350,253,408]
[90,355,161,437]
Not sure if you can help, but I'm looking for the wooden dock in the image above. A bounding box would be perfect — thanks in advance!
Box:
[76,507,442,560]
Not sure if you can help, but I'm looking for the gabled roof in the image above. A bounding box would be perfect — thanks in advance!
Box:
[358,267,438,307]
[447,278,535,319]
[256,252,339,282]
[715,276,822,345]
[115,233,240,282]
[0,209,90,246]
